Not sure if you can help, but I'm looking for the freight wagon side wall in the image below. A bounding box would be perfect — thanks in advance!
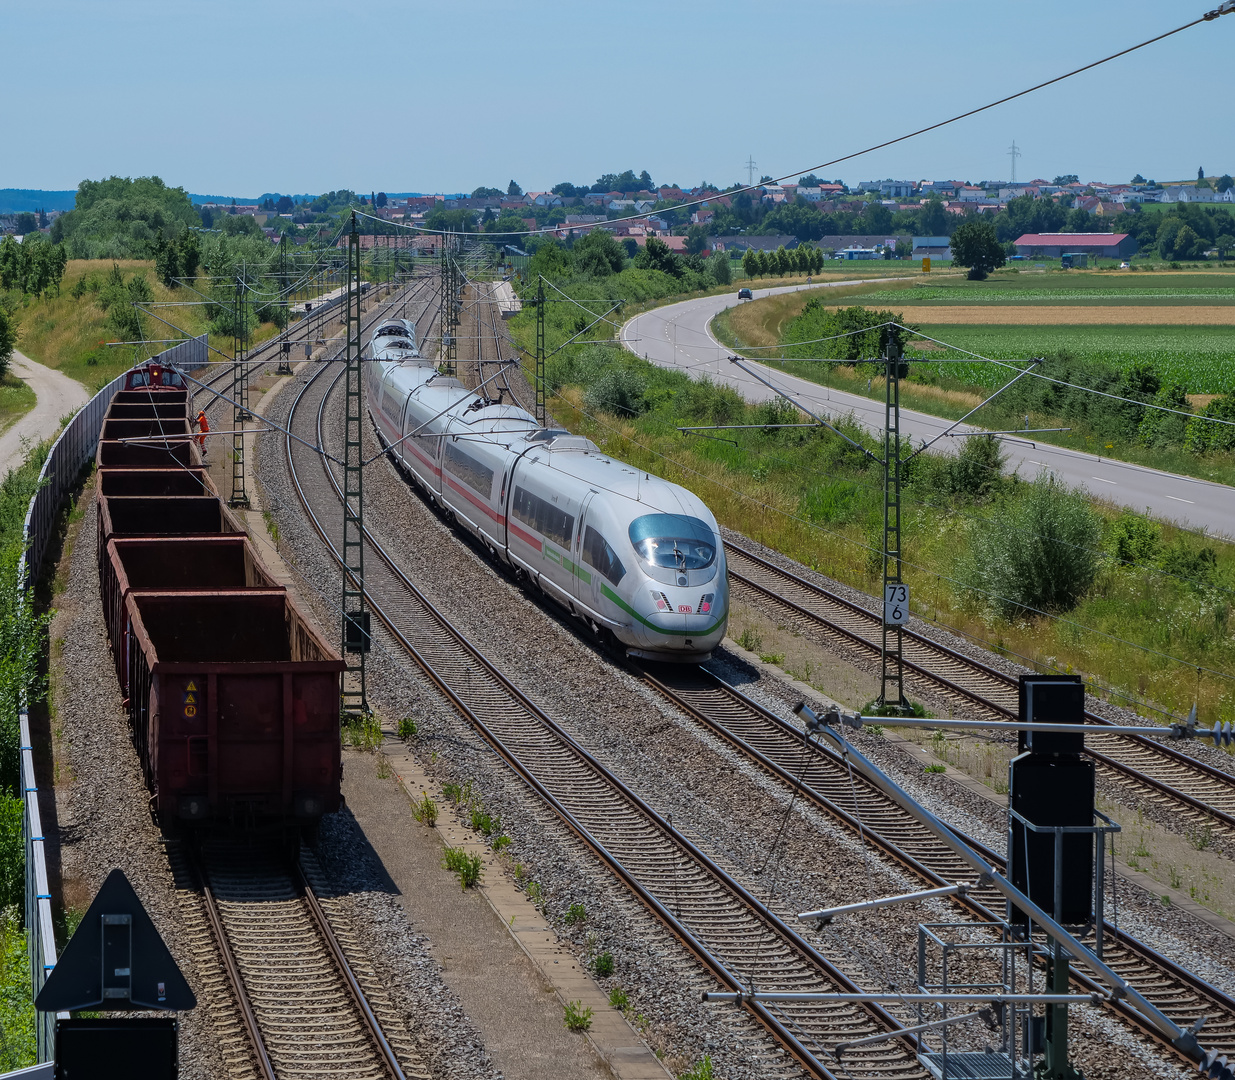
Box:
[153,668,341,820]
[126,591,343,822]
[98,468,214,498]
[101,419,192,440]
[96,440,196,469]
[102,539,280,690]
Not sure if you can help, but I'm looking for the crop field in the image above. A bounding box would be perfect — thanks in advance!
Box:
[718,271,1235,395]
[904,324,1235,394]
[848,285,1235,305]
[895,305,1235,324]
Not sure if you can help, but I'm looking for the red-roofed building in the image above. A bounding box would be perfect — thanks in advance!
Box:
[1014,232,1137,258]
[632,234,688,252]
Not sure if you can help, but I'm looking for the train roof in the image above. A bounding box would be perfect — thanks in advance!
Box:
[502,438,711,521]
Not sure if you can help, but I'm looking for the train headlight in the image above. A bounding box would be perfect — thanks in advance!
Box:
[651,591,672,612]
[698,593,715,615]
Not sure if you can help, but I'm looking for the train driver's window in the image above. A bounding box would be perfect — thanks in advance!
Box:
[582,526,626,585]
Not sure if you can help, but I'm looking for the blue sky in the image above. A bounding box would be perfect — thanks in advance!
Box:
[5,0,1232,196]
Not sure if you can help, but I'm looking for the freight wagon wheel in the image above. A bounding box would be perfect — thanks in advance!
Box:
[300,819,321,850]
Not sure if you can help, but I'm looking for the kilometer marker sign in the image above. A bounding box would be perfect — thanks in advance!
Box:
[884,584,909,625]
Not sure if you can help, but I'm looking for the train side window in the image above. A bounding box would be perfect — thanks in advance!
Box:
[582,526,626,585]
[512,486,574,547]
[444,440,495,496]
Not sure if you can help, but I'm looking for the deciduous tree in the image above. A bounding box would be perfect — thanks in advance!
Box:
[949,220,1005,280]
[573,229,626,276]
[0,308,15,378]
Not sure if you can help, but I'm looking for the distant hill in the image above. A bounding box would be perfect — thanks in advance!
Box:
[0,189,77,214]
[0,188,438,214]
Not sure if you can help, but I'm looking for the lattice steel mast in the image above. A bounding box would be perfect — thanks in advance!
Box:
[341,213,369,713]
[229,276,250,508]
[878,331,909,712]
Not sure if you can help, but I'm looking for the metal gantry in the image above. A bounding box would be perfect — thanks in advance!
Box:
[341,214,368,713]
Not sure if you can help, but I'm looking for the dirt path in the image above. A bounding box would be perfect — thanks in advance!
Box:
[0,350,90,474]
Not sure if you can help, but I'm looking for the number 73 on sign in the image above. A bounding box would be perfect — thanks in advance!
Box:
[884,584,909,625]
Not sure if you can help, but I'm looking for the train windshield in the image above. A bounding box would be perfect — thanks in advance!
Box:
[628,514,716,571]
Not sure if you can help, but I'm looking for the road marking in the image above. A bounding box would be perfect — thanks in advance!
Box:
[1165,495,1195,504]
[1029,460,1050,468]
[1091,476,1117,484]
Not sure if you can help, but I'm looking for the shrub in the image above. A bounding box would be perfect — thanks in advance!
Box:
[753,395,800,435]
[1138,384,1190,448]
[470,806,499,836]
[397,717,417,739]
[1160,537,1218,589]
[0,909,35,1070]
[584,367,647,417]
[563,1000,594,1032]
[593,951,615,977]
[678,1057,715,1080]
[1185,394,1235,455]
[1108,512,1160,566]
[958,476,1102,618]
[412,792,437,827]
[608,986,630,1010]
[564,902,587,925]
[678,378,745,426]
[441,846,482,889]
[945,434,1007,501]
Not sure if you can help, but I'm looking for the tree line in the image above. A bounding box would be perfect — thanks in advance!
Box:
[0,235,68,297]
[741,245,825,278]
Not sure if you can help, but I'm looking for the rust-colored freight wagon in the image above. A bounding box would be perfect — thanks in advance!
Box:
[98,467,215,498]
[96,494,246,581]
[123,589,344,823]
[102,537,279,689]
[96,438,196,470]
[91,360,347,829]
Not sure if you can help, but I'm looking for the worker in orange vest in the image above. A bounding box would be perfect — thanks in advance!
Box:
[195,410,210,453]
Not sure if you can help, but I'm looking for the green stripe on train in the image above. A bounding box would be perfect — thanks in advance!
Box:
[601,584,727,637]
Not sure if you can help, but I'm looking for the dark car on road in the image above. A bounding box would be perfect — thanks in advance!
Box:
[737,287,752,300]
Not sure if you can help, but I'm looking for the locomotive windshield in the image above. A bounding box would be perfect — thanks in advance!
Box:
[628,514,716,571]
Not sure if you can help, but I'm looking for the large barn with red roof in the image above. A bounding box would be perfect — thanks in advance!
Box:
[1013,233,1138,258]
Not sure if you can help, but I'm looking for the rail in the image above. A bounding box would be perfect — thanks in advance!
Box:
[13,333,204,1062]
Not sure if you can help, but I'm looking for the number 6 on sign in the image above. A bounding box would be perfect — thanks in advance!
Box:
[884,584,909,625]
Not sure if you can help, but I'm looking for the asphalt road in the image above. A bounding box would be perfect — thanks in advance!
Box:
[0,350,89,476]
[621,281,1235,541]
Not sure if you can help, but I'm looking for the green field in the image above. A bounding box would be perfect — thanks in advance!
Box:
[852,285,1235,305]
[906,325,1235,394]
[759,271,1235,394]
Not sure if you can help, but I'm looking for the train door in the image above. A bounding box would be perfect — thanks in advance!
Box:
[573,494,627,629]
[572,491,601,613]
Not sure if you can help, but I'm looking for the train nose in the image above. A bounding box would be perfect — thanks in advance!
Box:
[638,587,727,653]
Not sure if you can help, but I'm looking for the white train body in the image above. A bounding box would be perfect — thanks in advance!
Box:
[365,320,728,660]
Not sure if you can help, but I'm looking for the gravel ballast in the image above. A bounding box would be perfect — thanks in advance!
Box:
[246,359,1225,1079]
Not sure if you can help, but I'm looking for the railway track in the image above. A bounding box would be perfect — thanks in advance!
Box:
[634,662,1235,1066]
[724,539,1235,842]
[170,841,420,1080]
[149,278,438,1080]
[276,286,1235,1074]
[285,358,935,1080]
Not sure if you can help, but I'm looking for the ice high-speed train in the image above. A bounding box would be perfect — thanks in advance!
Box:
[365,319,728,660]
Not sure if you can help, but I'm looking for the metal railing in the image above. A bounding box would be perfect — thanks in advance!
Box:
[14,334,206,1062]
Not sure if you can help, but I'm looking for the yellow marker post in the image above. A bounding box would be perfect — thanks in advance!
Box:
[922,257,931,273]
